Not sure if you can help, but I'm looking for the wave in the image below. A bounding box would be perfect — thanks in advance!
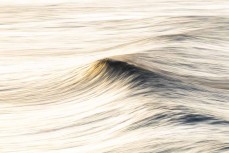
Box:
[0,1,229,152]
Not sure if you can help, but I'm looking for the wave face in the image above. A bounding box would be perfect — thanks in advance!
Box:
[0,1,229,152]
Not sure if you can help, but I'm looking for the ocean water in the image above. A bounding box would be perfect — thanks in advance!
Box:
[0,1,229,152]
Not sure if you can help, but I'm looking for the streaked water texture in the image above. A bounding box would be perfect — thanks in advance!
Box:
[0,1,229,152]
